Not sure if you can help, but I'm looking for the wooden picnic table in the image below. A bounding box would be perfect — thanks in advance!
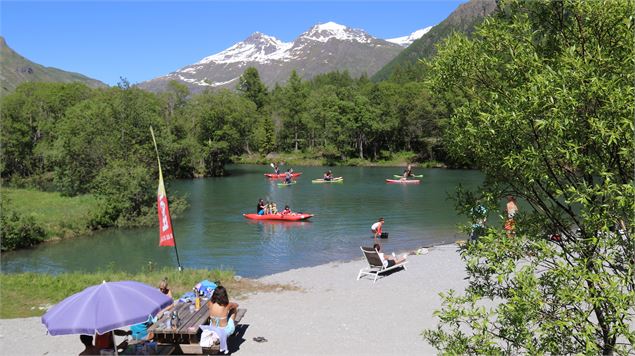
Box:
[148,300,246,354]
[119,343,176,355]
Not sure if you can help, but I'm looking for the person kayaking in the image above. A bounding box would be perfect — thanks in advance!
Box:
[404,164,414,177]
[284,169,292,184]
[273,163,280,175]
[257,199,266,215]
[323,170,333,181]
[281,205,292,215]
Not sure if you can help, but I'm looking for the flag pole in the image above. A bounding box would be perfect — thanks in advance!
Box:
[150,126,183,271]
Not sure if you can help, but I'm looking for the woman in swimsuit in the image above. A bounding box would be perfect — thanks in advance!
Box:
[208,286,239,337]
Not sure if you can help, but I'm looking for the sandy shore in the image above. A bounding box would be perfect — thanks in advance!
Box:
[0,244,467,355]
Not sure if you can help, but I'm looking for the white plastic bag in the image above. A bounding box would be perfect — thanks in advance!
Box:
[200,329,219,347]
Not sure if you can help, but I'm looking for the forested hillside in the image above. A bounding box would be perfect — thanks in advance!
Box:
[372,0,497,82]
[0,37,105,97]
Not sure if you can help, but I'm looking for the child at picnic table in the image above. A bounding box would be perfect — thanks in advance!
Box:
[79,335,100,355]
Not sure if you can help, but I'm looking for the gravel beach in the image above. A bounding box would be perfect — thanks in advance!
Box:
[0,243,467,355]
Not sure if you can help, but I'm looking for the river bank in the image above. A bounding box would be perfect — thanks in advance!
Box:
[0,243,466,355]
[233,152,447,168]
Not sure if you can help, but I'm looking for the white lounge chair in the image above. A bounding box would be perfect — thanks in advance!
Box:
[357,246,408,284]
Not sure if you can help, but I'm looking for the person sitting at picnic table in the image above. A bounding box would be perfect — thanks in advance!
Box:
[129,315,156,343]
[157,278,174,313]
[79,334,100,355]
[158,278,173,299]
[94,331,114,352]
[208,286,239,354]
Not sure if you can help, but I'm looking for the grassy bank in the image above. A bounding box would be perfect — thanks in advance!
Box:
[1,188,100,241]
[0,268,299,319]
[234,151,446,168]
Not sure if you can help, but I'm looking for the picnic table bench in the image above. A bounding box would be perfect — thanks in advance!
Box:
[148,300,246,354]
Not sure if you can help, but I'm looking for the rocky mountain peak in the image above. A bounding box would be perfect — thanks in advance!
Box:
[386,26,433,47]
[299,21,374,43]
[197,32,292,65]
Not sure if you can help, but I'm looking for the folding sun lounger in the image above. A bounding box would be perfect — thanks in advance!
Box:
[357,246,408,284]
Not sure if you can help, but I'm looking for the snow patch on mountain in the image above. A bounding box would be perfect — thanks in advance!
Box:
[386,26,433,46]
[197,32,293,65]
[300,21,374,43]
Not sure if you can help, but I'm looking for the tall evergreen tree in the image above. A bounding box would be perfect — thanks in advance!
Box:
[237,67,268,111]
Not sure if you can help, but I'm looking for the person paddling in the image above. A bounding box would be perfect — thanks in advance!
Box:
[405,164,414,178]
[284,169,292,184]
[323,170,333,181]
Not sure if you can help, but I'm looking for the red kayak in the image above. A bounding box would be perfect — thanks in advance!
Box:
[243,213,314,221]
[385,179,421,184]
[264,172,303,179]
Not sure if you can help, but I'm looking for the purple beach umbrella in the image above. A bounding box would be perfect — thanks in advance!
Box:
[42,280,172,336]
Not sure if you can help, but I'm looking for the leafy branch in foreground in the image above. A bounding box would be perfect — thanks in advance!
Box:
[424,0,634,354]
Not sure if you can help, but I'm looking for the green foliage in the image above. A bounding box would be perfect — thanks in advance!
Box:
[0,198,46,251]
[1,188,101,241]
[0,82,94,179]
[237,67,269,110]
[424,0,635,354]
[373,0,497,82]
[91,160,154,227]
[186,89,257,175]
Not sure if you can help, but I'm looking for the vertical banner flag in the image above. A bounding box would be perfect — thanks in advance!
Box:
[157,172,175,247]
[150,126,181,272]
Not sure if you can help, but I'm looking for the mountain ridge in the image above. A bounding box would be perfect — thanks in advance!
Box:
[137,21,430,92]
[0,36,106,96]
[372,0,498,82]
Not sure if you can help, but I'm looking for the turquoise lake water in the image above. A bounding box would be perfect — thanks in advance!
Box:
[1,165,484,277]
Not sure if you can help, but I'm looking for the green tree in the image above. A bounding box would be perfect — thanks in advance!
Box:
[0,82,93,180]
[237,67,269,111]
[187,89,257,175]
[280,70,308,151]
[424,0,634,354]
[161,80,190,121]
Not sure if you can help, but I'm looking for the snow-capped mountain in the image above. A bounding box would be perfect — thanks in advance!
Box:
[386,26,433,47]
[138,22,425,92]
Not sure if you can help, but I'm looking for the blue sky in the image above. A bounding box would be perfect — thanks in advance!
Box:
[1,1,462,86]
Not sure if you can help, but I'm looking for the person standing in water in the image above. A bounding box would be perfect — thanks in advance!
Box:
[371,217,385,243]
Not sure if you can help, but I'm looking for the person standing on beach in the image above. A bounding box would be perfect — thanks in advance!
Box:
[505,196,519,236]
[371,217,385,243]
